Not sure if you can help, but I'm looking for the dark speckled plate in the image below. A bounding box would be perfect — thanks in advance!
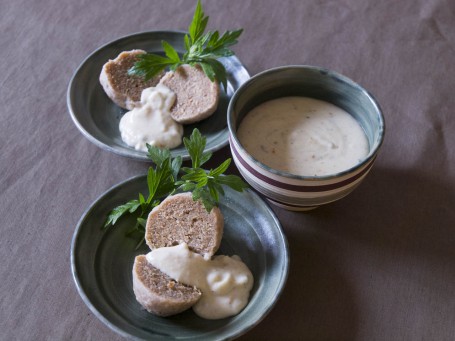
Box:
[67,31,250,161]
[71,175,289,340]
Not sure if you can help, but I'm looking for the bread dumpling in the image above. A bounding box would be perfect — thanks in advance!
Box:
[133,192,224,316]
[99,50,164,110]
[145,192,224,259]
[132,255,201,316]
[159,65,220,124]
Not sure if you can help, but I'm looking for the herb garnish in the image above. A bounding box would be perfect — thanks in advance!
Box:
[103,129,248,247]
[128,0,243,91]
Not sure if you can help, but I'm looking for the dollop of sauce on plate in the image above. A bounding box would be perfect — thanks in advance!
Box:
[146,243,254,319]
[237,97,369,176]
[119,84,183,151]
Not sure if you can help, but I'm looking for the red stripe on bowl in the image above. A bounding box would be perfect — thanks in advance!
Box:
[230,138,375,193]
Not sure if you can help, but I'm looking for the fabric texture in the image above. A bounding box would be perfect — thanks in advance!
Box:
[1,0,455,340]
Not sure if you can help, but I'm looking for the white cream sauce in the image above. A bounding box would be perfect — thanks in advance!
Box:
[119,84,183,151]
[145,243,254,320]
[237,97,369,176]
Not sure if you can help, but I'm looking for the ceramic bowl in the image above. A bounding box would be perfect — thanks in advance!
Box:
[67,31,250,161]
[227,65,385,211]
[71,175,289,340]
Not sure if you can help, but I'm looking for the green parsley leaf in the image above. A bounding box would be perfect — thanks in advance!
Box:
[177,131,248,210]
[137,217,147,228]
[103,128,249,247]
[217,174,250,192]
[162,40,181,63]
[192,187,216,211]
[210,158,230,176]
[103,145,180,231]
[183,128,212,168]
[198,59,228,90]
[181,168,208,186]
[207,180,222,202]
[171,156,183,181]
[128,0,243,91]
[205,29,243,53]
[103,200,140,228]
[188,0,208,45]
[127,54,174,81]
[146,143,171,167]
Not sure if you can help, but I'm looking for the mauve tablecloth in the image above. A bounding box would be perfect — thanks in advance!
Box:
[1,0,455,340]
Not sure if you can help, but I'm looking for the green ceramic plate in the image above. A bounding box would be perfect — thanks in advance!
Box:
[71,175,289,340]
[67,31,250,161]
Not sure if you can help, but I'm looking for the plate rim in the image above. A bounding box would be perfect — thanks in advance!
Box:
[66,30,250,162]
[70,174,290,340]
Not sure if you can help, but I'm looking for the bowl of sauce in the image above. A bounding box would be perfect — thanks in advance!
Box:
[227,65,385,211]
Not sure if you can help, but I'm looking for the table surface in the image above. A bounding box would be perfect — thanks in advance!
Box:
[2,0,455,340]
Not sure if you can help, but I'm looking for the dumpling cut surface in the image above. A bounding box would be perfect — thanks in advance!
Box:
[145,192,224,258]
[159,64,220,124]
[132,255,202,316]
[99,49,164,110]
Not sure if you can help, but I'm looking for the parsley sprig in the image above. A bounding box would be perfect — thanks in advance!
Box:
[103,129,248,246]
[176,131,247,211]
[128,0,243,91]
